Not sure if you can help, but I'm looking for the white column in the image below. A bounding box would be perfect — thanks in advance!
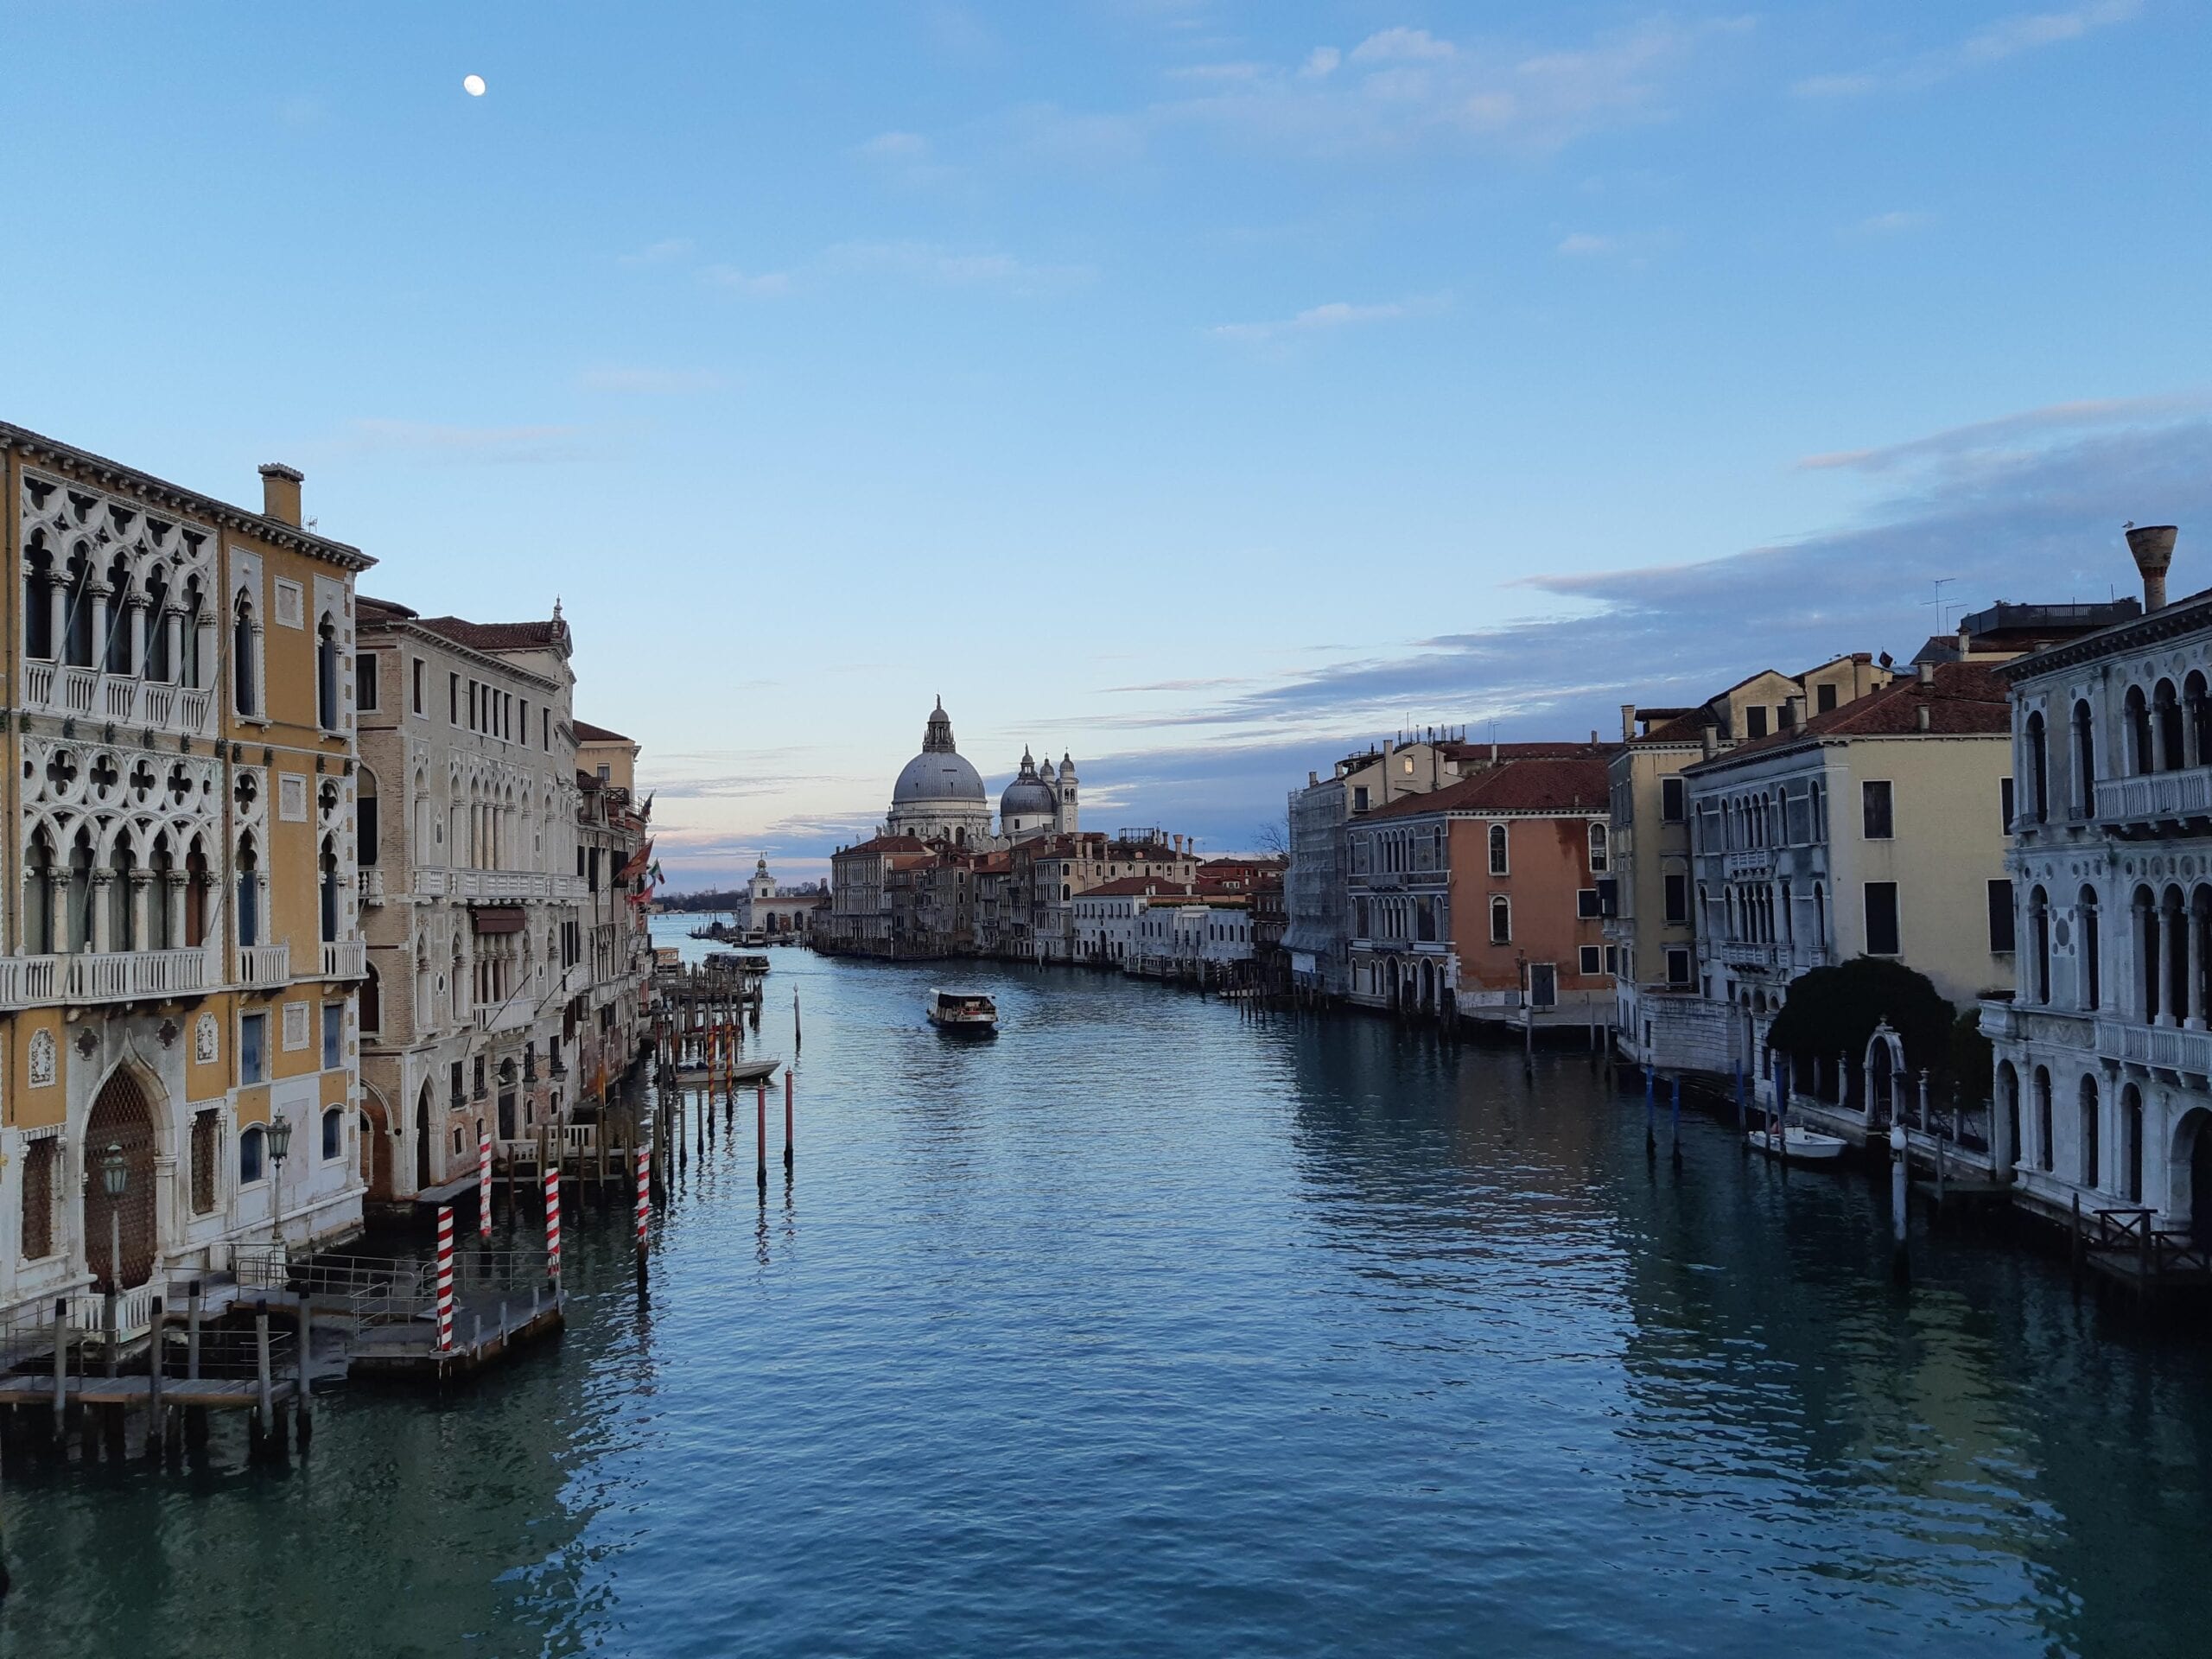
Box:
[126,598,148,678]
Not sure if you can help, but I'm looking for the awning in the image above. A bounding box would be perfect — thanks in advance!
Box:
[473,906,526,935]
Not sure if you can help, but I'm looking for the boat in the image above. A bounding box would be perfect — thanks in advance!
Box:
[926,989,999,1033]
[1748,1122,1849,1162]
[672,1056,782,1087]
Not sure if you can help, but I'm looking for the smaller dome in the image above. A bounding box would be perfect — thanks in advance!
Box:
[1001,747,1057,820]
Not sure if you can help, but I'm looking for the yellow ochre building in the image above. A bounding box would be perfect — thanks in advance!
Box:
[0,424,372,1333]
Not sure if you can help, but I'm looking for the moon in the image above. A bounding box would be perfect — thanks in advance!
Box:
[463,73,486,97]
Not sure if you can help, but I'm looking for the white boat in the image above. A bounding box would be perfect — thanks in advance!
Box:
[1748,1123,1849,1162]
[927,989,999,1033]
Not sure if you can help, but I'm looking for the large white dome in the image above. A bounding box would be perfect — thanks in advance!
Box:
[894,749,987,805]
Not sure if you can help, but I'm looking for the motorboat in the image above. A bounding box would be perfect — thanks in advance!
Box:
[927,989,999,1033]
[1748,1122,1849,1162]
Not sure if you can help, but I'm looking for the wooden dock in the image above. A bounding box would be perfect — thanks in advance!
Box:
[346,1292,565,1380]
[0,1375,295,1411]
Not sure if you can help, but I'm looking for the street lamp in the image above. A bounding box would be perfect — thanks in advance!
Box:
[267,1111,294,1254]
[99,1142,126,1376]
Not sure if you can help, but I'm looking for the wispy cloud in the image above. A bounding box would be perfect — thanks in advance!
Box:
[578,366,722,395]
[1209,295,1441,344]
[1846,209,1935,238]
[1065,397,2212,763]
[823,239,1092,291]
[620,238,695,266]
[700,264,795,297]
[969,14,1756,173]
[340,420,584,465]
[1796,394,2207,474]
[1794,0,2138,97]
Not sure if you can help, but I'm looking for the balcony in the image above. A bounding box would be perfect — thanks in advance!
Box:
[357,869,385,906]
[2095,767,2212,835]
[476,998,534,1034]
[2097,1017,2212,1077]
[1718,941,1783,969]
[1724,850,1775,880]
[237,944,291,988]
[320,939,368,981]
[410,868,589,903]
[0,947,212,1011]
[18,660,215,738]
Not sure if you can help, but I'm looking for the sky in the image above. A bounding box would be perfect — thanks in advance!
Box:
[3,1,2207,887]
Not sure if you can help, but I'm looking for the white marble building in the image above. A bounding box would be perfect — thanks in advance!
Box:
[1981,525,2212,1237]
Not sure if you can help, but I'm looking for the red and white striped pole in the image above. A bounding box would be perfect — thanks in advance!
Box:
[543,1166,562,1288]
[633,1141,650,1260]
[435,1204,455,1352]
[478,1127,493,1240]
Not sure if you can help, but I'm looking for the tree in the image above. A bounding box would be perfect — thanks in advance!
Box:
[1766,957,1956,1083]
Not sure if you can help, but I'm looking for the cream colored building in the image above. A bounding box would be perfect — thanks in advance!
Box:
[1680,663,2015,1092]
[1610,656,1894,1069]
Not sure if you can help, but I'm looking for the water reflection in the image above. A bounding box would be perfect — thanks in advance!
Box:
[6,933,2210,1658]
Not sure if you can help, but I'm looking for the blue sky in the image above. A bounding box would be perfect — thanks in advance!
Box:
[3,2,2206,885]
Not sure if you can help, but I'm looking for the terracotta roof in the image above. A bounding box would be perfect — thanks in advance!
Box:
[1688,661,2009,772]
[1435,739,1615,764]
[836,835,931,856]
[1081,877,1189,899]
[413,615,565,653]
[358,595,419,624]
[1364,755,1611,821]
[575,719,633,745]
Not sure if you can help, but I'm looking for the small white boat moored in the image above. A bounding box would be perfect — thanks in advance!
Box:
[927,988,999,1033]
[1748,1123,1849,1162]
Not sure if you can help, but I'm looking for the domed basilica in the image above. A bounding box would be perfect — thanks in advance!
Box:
[883,698,1078,847]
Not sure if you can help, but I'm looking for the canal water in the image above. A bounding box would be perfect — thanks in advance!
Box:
[6,924,2212,1658]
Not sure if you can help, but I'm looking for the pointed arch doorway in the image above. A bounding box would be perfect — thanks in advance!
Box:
[84,1067,159,1293]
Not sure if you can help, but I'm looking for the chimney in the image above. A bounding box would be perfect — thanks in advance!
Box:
[1589,728,1599,747]
[2126,523,2178,612]
[1700,723,1717,760]
[1956,625,1971,660]
[1620,703,1637,743]
[1916,660,1935,685]
[1916,702,1931,733]
[258,462,304,526]
[1307,771,1319,786]
[1788,693,1808,728]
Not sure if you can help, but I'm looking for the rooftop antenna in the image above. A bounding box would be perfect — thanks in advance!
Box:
[1922,575,1959,635]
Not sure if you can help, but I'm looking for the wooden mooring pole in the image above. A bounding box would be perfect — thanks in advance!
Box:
[785,1069,794,1170]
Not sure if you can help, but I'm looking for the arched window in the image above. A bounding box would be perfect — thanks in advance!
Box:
[232,592,258,717]
[239,1125,265,1184]
[316,613,340,731]
[1488,823,1508,876]
[2032,1066,2054,1173]
[2078,1075,2101,1190]
[66,825,95,952]
[2122,1084,2145,1202]
[2030,886,2050,1003]
[322,1106,344,1161]
[1588,822,1608,873]
[1812,882,1827,950]
[1489,894,1511,944]
[63,550,93,667]
[109,838,138,952]
[184,837,208,948]
[2078,886,2101,1010]
[236,833,261,948]
[2125,685,2152,776]
[2190,672,2212,771]
[359,770,380,866]
[320,836,341,944]
[2072,698,2097,817]
[143,566,171,683]
[22,827,55,955]
[23,543,54,660]
[1997,1061,2021,1172]
[2135,884,2160,1021]
[2024,710,2049,823]
[104,550,133,676]
[362,962,382,1034]
[2157,679,2185,772]
[181,576,206,690]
